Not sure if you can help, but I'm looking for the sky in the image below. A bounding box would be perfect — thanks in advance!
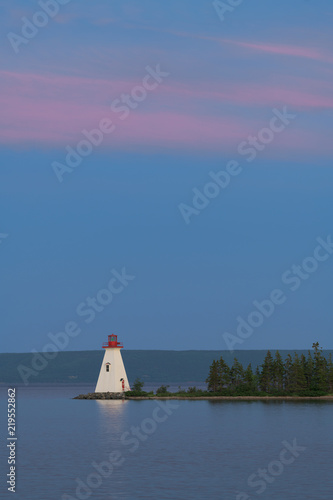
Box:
[0,0,333,353]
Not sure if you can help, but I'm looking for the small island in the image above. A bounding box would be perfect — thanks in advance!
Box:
[75,343,333,400]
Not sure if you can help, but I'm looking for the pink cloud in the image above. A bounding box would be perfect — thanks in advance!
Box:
[4,69,330,113]
[0,70,331,157]
[0,70,248,148]
[156,28,333,65]
[161,74,333,111]
[222,40,333,64]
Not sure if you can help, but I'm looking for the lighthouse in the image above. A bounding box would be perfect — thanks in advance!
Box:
[95,334,130,393]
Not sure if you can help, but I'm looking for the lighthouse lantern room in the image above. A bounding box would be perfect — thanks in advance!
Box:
[95,334,130,393]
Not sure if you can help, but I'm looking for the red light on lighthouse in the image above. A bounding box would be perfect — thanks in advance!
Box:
[102,334,124,349]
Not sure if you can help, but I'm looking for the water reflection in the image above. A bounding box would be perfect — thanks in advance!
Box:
[96,399,129,434]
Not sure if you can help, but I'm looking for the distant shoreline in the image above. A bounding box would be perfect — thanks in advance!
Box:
[2,349,333,386]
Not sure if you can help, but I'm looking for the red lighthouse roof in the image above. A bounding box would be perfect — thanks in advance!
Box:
[102,334,124,349]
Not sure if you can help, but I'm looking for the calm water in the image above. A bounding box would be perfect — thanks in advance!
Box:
[0,385,332,499]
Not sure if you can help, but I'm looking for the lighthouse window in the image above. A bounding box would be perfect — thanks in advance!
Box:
[106,364,110,372]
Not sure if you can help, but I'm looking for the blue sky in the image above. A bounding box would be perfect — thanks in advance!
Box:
[0,0,332,352]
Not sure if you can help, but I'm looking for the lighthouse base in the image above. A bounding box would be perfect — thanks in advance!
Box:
[74,392,127,400]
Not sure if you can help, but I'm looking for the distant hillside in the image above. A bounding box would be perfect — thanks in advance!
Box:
[1,349,332,385]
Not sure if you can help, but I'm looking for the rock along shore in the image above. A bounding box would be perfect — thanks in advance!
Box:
[74,392,126,400]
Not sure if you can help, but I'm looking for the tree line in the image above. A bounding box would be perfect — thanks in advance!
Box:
[205,343,333,395]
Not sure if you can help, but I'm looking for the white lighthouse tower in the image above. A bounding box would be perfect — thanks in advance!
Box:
[95,334,130,393]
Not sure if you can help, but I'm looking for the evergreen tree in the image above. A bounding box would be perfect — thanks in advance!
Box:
[305,350,314,389]
[205,344,330,396]
[273,350,285,391]
[132,378,144,392]
[260,350,274,393]
[284,353,293,392]
[327,353,333,393]
[289,353,307,392]
[218,356,231,389]
[244,363,256,391]
[230,358,244,387]
[205,360,220,392]
[254,366,260,391]
[300,354,309,389]
[312,342,328,392]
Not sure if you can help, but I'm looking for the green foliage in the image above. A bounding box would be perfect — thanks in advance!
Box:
[218,357,231,388]
[328,353,333,392]
[132,377,145,393]
[294,389,328,397]
[206,343,332,396]
[273,351,285,391]
[312,342,329,392]
[290,353,307,392]
[259,350,274,392]
[205,359,220,391]
[125,389,153,397]
[156,385,170,395]
[205,356,232,391]
[244,363,257,391]
[125,390,142,397]
[230,358,244,387]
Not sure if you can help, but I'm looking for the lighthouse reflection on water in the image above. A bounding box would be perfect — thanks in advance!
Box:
[96,399,128,434]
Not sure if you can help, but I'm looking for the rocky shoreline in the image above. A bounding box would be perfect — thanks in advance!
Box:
[74,392,126,400]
